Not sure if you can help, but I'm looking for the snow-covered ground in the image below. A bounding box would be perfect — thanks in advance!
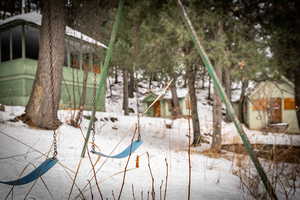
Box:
[0,81,299,200]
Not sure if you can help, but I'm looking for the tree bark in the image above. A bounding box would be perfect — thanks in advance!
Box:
[223,68,232,122]
[207,76,212,100]
[123,69,129,115]
[24,0,65,130]
[294,67,300,129]
[128,69,135,98]
[187,65,202,145]
[201,68,206,89]
[211,65,222,151]
[170,77,182,118]
[148,74,153,89]
[239,79,249,123]
[114,66,119,84]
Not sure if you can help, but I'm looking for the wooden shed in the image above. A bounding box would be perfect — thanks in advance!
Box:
[142,90,190,118]
[243,78,299,133]
[0,12,106,110]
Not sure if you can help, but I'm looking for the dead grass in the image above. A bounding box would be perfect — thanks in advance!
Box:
[196,149,233,160]
[222,144,300,164]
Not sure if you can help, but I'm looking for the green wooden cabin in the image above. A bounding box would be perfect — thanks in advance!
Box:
[0,12,106,110]
[142,90,190,118]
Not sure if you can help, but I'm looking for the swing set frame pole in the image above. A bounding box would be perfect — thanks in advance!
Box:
[81,0,124,158]
[177,0,277,199]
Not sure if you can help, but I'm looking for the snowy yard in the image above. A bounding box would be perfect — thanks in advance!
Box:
[0,100,299,199]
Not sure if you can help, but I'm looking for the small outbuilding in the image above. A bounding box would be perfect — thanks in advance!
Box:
[243,78,299,133]
[142,90,190,118]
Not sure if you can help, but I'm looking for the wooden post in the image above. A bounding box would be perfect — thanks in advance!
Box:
[0,33,2,63]
[177,1,278,200]
[22,25,26,59]
[79,50,83,70]
[89,52,93,72]
[9,30,12,60]
[66,40,70,67]
[79,36,83,70]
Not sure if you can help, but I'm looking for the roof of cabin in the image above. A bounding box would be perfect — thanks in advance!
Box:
[0,12,107,49]
[247,77,295,99]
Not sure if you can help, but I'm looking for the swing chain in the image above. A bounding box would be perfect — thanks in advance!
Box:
[47,1,58,158]
[53,130,58,158]
[91,123,96,151]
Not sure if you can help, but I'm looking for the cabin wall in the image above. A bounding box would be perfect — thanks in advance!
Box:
[180,97,190,116]
[0,58,101,110]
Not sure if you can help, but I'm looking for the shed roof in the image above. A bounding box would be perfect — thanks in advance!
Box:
[0,12,108,49]
[248,78,295,99]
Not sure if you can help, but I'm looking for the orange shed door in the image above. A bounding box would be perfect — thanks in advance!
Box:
[154,101,161,117]
[269,98,282,123]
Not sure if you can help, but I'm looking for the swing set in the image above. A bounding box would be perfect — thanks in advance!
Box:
[0,0,277,199]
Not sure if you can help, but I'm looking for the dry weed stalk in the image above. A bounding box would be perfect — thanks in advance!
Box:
[147,152,155,200]
[159,180,164,200]
[132,184,136,200]
[164,158,169,200]
[117,125,138,200]
[233,144,300,200]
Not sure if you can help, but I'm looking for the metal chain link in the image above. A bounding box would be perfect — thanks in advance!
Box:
[53,130,58,158]
[46,1,58,158]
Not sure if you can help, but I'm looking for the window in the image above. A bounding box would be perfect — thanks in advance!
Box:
[25,25,39,59]
[71,53,80,69]
[11,26,22,59]
[284,98,296,110]
[0,29,10,62]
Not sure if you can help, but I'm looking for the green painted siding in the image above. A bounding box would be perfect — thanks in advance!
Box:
[0,58,101,110]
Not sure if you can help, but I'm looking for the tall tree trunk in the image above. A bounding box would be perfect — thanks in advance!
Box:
[211,65,222,151]
[148,74,153,89]
[240,79,249,123]
[187,65,202,145]
[223,68,232,122]
[128,70,135,98]
[24,0,65,130]
[170,77,182,118]
[114,66,119,84]
[208,76,212,100]
[294,67,300,129]
[123,69,129,115]
[212,22,225,151]
[201,68,206,89]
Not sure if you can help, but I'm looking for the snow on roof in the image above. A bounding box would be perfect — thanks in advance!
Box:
[0,12,108,49]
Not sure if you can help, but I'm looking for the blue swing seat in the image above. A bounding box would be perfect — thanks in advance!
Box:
[0,158,58,186]
[91,140,143,159]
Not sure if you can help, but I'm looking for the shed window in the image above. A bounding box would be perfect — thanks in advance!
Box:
[284,98,296,110]
[0,30,10,62]
[12,26,22,59]
[93,53,101,74]
[25,25,39,59]
[71,53,80,69]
